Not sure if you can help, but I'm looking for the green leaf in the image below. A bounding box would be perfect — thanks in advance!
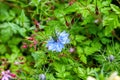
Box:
[6,10,16,21]
[0,2,9,21]
[29,0,41,6]
[82,40,92,46]
[102,1,111,7]
[32,52,41,61]
[54,9,65,24]
[15,10,30,28]
[75,35,86,42]
[101,7,111,15]
[8,22,19,34]
[84,46,98,55]
[84,46,94,55]
[80,55,87,64]
[64,2,79,14]
[20,10,26,23]
[47,74,56,80]
[0,44,6,54]
[82,16,94,25]
[77,67,86,78]
[87,25,98,35]
[9,53,19,63]
[0,23,8,29]
[55,9,65,18]
[53,63,65,73]
[103,14,120,35]
[31,51,45,67]
[0,9,9,21]
[101,38,111,44]
[84,41,101,55]
[110,4,120,14]
[18,28,26,37]
[0,27,13,42]
[10,46,20,54]
[77,46,83,55]
[8,37,22,45]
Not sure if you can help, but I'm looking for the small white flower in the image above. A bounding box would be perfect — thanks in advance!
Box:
[107,72,120,80]
[87,76,96,80]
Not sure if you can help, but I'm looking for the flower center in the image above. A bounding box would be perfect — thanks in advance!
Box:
[52,35,58,42]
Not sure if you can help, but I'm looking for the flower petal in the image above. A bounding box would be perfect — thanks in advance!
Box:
[58,31,70,44]
[2,76,9,80]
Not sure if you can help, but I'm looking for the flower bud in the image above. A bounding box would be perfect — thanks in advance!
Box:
[109,55,114,62]
[69,47,75,53]
[94,19,99,24]
[108,55,114,62]
[28,37,34,41]
[9,73,16,78]
[39,74,46,80]
[65,20,70,27]
[22,44,27,49]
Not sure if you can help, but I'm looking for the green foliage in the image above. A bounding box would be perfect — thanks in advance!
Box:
[0,0,120,80]
[32,51,46,67]
[110,4,120,14]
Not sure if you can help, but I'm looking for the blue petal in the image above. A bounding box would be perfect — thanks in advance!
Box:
[55,42,64,52]
[46,38,64,52]
[58,31,70,44]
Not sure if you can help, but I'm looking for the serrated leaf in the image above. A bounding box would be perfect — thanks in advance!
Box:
[7,10,16,21]
[82,40,92,46]
[77,67,85,78]
[75,35,86,42]
[77,46,83,55]
[110,4,120,14]
[64,2,79,14]
[0,9,9,21]
[0,44,6,54]
[0,27,13,42]
[103,14,119,35]
[53,63,64,73]
[10,46,20,54]
[16,10,30,29]
[87,24,98,34]
[63,72,70,78]
[0,23,8,29]
[18,28,26,37]
[9,53,18,63]
[101,38,111,44]
[20,10,26,23]
[31,52,41,61]
[84,46,98,55]
[8,37,22,45]
[47,74,56,80]
[0,2,9,21]
[80,55,87,64]
[55,9,65,18]
[84,42,101,55]
[8,22,19,34]
[31,51,45,67]
[29,0,41,6]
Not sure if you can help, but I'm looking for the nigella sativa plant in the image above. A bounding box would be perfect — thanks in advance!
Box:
[46,31,70,52]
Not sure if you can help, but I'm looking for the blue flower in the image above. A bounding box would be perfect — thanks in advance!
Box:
[46,31,70,52]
